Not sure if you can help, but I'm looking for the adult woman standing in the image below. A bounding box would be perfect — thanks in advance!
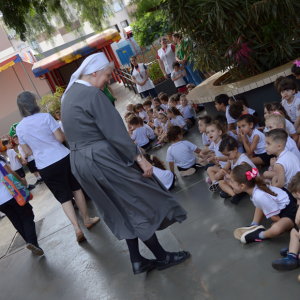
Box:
[61,53,189,275]
[157,36,176,79]
[16,93,99,243]
[130,56,158,98]
[172,33,203,86]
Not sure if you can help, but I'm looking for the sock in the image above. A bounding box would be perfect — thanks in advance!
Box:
[250,221,259,226]
[37,176,41,180]
[285,253,298,260]
[258,231,266,239]
[213,180,218,184]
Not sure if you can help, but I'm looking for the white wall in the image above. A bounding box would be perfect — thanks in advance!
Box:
[0,47,15,59]
[39,34,65,52]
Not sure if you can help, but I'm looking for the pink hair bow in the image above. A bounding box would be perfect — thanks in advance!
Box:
[159,110,165,114]
[273,111,281,115]
[294,60,300,67]
[245,168,258,181]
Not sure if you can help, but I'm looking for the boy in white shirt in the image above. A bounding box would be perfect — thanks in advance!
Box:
[136,103,149,123]
[129,116,151,150]
[171,62,187,94]
[264,129,300,192]
[2,139,35,190]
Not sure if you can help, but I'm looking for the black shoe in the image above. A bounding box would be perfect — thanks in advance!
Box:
[26,243,44,256]
[209,182,219,192]
[156,251,190,271]
[272,257,299,271]
[241,227,266,244]
[280,246,289,257]
[220,191,230,198]
[36,178,44,185]
[132,258,157,275]
[230,193,244,205]
[27,184,36,191]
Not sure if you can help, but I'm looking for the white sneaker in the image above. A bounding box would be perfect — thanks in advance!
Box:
[180,168,196,177]
[195,157,205,167]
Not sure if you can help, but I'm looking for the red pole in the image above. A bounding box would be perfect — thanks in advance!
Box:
[141,46,146,63]
[129,37,141,63]
[103,46,118,83]
[106,45,121,83]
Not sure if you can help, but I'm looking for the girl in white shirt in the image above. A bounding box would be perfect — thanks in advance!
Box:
[237,114,273,167]
[153,111,170,150]
[153,106,164,137]
[166,107,188,133]
[231,164,296,244]
[143,154,175,190]
[129,117,151,149]
[178,94,196,127]
[218,136,256,205]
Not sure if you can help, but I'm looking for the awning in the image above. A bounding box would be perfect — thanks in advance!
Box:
[0,51,35,73]
[32,28,121,77]
[123,26,133,39]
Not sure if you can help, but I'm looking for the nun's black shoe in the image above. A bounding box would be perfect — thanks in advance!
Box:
[132,258,157,275]
[156,251,190,271]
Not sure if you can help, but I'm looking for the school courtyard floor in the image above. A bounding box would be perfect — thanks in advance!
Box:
[0,82,299,300]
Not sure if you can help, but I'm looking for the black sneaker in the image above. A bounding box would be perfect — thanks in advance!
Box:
[280,246,289,257]
[272,256,299,271]
[241,227,266,244]
[26,243,44,256]
[27,184,36,191]
[209,181,219,192]
[230,193,244,205]
[36,178,44,185]
[153,143,163,150]
[220,191,230,198]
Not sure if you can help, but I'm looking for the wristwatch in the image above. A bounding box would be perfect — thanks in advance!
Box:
[136,154,143,163]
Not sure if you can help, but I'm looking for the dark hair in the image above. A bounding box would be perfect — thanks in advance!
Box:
[145,96,153,101]
[143,154,167,170]
[159,93,169,102]
[233,95,249,107]
[167,106,183,117]
[274,76,285,94]
[153,97,161,104]
[169,95,176,103]
[0,155,7,163]
[167,126,182,142]
[124,111,134,119]
[143,100,152,107]
[212,114,227,125]
[153,106,163,112]
[206,120,225,134]
[237,114,257,127]
[132,105,138,114]
[55,110,61,115]
[231,164,277,196]
[288,172,300,193]
[264,102,292,122]
[278,78,298,93]
[228,101,245,120]
[129,116,141,125]
[147,108,153,114]
[292,62,300,76]
[198,115,212,124]
[2,139,10,147]
[215,94,229,106]
[180,94,187,99]
[158,92,164,97]
[17,91,40,117]
[135,103,143,110]
[219,136,239,153]
[172,33,182,39]
[188,84,196,90]
[12,134,18,139]
[172,61,180,68]
[265,128,288,145]
[174,93,182,102]
[130,55,138,73]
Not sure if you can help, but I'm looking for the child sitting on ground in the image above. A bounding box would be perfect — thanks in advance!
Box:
[143,99,152,112]
[159,93,169,109]
[218,136,256,204]
[168,95,178,109]
[124,112,136,137]
[129,117,151,150]
[171,62,188,94]
[166,126,202,177]
[2,139,35,190]
[125,103,134,115]
[291,60,300,83]
[143,154,175,190]
[136,103,148,123]
[153,97,167,111]
[12,134,43,185]
[215,94,236,131]
[263,129,300,192]
[237,114,272,167]
[178,94,196,127]
[228,101,255,120]
[146,108,155,129]
[231,164,297,244]
[139,117,156,141]
[271,172,300,271]
[153,110,170,150]
[229,95,258,117]
[166,107,188,133]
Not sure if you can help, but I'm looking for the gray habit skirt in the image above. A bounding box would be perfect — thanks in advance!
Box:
[69,139,187,241]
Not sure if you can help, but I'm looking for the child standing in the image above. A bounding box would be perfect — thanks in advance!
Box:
[166,107,188,132]
[171,62,188,94]
[166,126,202,177]
[129,117,151,150]
[218,136,256,204]
[178,94,196,127]
[136,103,149,123]
[143,154,175,190]
[215,94,236,131]
[231,164,297,244]
[237,114,272,167]
[12,135,43,185]
[2,139,35,191]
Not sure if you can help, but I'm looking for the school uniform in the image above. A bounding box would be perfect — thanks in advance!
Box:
[178,104,195,125]
[285,136,300,160]
[143,124,156,140]
[157,44,176,76]
[18,145,38,174]
[171,70,187,93]
[154,118,162,128]
[227,131,245,153]
[170,115,188,131]
[202,133,211,146]
[131,127,150,149]
[139,110,149,123]
[6,149,24,178]
[166,141,197,171]
[264,119,296,135]
[226,106,237,125]
[230,153,256,170]
[282,97,300,122]
[251,185,297,224]
[153,166,175,190]
[16,113,80,204]
[209,139,227,168]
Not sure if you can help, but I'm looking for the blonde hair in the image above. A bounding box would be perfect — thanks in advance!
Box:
[265,113,286,131]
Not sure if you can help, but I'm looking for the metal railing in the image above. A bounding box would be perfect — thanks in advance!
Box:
[114,68,143,99]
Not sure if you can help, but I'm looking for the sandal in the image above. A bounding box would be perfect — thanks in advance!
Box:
[85,217,100,229]
[76,229,86,243]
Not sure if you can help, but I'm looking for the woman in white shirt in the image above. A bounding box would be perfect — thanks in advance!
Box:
[16,91,99,243]
[0,155,43,255]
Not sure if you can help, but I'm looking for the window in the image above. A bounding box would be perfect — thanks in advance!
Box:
[113,1,123,12]
[120,20,129,28]
[29,40,40,50]
[111,24,120,33]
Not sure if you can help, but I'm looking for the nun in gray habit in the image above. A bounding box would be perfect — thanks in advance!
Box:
[61,53,189,275]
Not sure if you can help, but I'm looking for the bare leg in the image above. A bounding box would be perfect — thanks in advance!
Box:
[33,172,39,179]
[219,180,235,197]
[215,170,225,181]
[289,228,300,256]
[62,200,81,231]
[253,207,264,224]
[73,189,91,224]
[250,157,265,167]
[263,170,276,179]
[263,218,294,239]
[271,175,278,186]
[207,166,221,182]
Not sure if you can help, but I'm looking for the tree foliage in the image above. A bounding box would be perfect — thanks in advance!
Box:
[131,0,300,82]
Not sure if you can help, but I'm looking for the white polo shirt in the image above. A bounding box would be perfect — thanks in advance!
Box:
[18,145,34,163]
[178,104,193,119]
[246,128,266,154]
[153,166,174,189]
[209,139,227,168]
[285,136,300,160]
[166,141,197,168]
[275,149,300,189]
[0,159,14,205]
[154,118,162,128]
[251,185,290,219]
[131,127,149,147]
[226,105,237,125]
[202,133,211,146]
[16,113,70,170]
[6,149,22,171]
[282,97,300,122]
[264,118,296,135]
[171,70,186,87]
[171,116,188,131]
[143,124,155,140]
[139,110,149,122]
[230,153,256,170]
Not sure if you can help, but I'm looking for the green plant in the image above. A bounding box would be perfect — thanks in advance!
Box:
[39,86,65,117]
[146,60,165,84]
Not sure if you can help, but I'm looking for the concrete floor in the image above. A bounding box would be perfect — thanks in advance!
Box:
[0,82,299,300]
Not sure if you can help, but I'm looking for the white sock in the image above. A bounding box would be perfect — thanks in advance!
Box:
[37,176,41,180]
[27,184,29,188]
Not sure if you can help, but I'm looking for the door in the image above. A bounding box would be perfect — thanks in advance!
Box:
[116,44,134,66]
